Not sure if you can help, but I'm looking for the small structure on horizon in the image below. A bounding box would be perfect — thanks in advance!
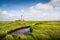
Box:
[21,15,24,21]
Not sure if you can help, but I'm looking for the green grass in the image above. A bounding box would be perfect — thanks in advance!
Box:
[0,21,60,40]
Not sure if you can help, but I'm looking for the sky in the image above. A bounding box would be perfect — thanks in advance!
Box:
[0,0,60,21]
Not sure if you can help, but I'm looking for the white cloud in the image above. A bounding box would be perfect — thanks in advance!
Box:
[51,0,60,7]
[27,1,60,20]
[0,0,60,21]
[29,3,54,13]
[0,10,23,21]
[1,11,8,15]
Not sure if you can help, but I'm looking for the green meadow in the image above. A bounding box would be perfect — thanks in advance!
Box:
[0,21,60,40]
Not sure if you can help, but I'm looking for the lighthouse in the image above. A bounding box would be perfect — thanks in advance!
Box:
[20,10,24,21]
[21,15,24,21]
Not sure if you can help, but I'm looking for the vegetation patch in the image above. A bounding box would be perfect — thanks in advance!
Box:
[0,21,60,40]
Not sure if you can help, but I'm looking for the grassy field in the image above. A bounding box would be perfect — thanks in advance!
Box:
[0,21,60,40]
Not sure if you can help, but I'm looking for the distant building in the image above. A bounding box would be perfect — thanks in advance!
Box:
[21,15,24,21]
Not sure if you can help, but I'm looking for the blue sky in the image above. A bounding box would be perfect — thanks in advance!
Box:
[0,0,60,21]
[0,0,50,5]
[0,0,51,10]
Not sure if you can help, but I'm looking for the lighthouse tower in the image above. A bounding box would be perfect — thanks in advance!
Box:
[21,15,24,21]
[20,10,24,21]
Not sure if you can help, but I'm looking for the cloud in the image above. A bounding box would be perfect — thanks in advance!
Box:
[27,1,60,20]
[29,3,54,13]
[51,0,60,7]
[0,10,23,21]
[0,0,60,21]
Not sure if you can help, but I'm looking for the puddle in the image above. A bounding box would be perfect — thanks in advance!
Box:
[0,26,33,39]
[7,26,32,35]
[11,28,31,35]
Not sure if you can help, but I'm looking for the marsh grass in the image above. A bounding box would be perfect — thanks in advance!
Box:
[0,21,60,40]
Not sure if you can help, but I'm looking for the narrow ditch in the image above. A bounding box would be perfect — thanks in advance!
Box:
[7,26,32,35]
[0,26,33,39]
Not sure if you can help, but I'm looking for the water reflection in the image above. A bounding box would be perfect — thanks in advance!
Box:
[11,28,30,35]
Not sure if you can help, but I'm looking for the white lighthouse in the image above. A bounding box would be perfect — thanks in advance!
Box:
[21,15,24,21]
